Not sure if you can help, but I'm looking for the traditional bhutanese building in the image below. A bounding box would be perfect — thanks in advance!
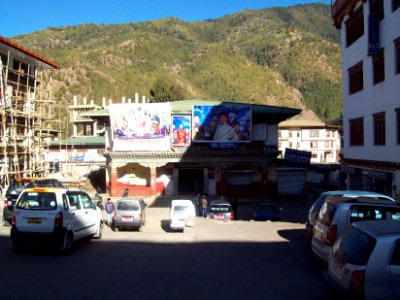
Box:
[331,0,400,198]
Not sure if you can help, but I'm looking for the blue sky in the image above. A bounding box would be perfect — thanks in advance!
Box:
[0,0,330,38]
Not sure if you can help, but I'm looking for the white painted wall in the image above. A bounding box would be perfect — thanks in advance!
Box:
[341,1,400,163]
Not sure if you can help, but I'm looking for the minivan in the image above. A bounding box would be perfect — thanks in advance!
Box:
[169,200,196,232]
[111,198,147,232]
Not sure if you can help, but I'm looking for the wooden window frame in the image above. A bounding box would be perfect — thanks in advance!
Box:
[346,6,364,47]
[349,117,364,146]
[396,108,400,145]
[348,61,364,94]
[395,37,400,75]
[372,49,385,84]
[373,112,386,146]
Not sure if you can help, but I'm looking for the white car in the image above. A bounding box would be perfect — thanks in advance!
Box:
[11,187,103,254]
[169,199,196,232]
[324,220,400,299]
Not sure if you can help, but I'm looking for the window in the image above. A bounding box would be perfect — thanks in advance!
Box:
[309,130,319,137]
[349,61,364,94]
[372,49,385,84]
[396,108,400,144]
[350,117,364,146]
[311,141,318,148]
[393,0,400,12]
[370,0,384,21]
[395,37,400,75]
[373,112,386,145]
[390,240,400,266]
[346,6,364,47]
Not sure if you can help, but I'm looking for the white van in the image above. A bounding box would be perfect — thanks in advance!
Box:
[169,199,196,232]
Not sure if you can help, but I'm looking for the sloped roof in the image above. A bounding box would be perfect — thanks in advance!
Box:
[80,99,301,120]
[0,36,59,69]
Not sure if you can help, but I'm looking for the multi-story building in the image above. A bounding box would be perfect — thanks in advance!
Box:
[0,36,59,190]
[332,0,400,198]
[278,119,341,164]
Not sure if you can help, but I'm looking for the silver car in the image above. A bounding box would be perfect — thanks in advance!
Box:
[111,198,146,232]
[208,200,233,221]
[312,196,400,263]
[324,220,400,299]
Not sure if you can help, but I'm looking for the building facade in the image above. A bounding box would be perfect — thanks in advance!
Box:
[0,36,59,190]
[278,120,341,164]
[332,0,400,198]
[80,99,300,200]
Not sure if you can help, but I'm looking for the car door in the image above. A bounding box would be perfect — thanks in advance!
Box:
[78,191,98,237]
[66,191,87,240]
[390,239,400,299]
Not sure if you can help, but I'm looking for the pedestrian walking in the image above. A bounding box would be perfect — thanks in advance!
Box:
[104,198,115,226]
[193,192,201,216]
[201,194,208,218]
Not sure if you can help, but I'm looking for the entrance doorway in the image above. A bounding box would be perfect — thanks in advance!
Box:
[178,169,204,195]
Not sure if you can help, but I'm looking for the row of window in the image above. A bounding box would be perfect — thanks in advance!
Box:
[348,37,400,93]
[349,108,400,146]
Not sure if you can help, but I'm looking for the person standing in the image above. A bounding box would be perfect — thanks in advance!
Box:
[122,188,129,197]
[201,194,208,218]
[193,192,201,216]
[104,198,115,226]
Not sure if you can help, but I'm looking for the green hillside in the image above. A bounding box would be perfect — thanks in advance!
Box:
[12,3,342,122]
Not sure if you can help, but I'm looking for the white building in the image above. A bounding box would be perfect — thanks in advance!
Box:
[278,120,341,164]
[332,0,400,198]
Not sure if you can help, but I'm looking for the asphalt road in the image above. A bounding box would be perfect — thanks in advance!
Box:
[0,198,332,300]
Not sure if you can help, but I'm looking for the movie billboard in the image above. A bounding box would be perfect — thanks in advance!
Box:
[172,115,191,147]
[192,104,251,142]
[109,103,171,151]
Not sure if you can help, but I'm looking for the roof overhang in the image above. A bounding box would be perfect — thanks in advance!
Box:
[0,36,60,69]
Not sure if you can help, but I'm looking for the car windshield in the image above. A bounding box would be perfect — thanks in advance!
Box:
[16,192,57,210]
[210,205,231,212]
[117,201,139,211]
[172,205,191,215]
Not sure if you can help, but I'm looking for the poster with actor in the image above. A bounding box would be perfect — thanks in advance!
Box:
[192,104,251,143]
[172,115,191,146]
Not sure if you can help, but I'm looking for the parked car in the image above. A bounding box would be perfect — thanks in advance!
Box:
[208,200,233,221]
[306,190,395,238]
[253,202,282,221]
[3,178,64,224]
[311,196,400,263]
[111,198,147,232]
[324,220,400,300]
[169,199,196,232]
[10,187,103,254]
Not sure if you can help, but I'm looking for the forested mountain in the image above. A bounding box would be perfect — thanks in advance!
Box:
[12,3,342,122]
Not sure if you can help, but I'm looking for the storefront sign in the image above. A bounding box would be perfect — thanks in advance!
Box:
[368,14,380,56]
[284,148,311,164]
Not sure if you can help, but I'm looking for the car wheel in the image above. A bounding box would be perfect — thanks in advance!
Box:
[95,222,104,239]
[137,226,142,232]
[111,224,118,232]
[60,235,73,256]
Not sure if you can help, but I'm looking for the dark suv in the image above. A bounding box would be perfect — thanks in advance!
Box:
[3,178,64,224]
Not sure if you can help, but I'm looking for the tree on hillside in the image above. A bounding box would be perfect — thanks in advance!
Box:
[149,79,186,102]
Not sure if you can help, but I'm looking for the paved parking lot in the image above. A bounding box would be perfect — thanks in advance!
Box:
[0,197,330,300]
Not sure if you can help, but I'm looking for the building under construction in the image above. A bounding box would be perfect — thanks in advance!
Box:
[0,36,60,191]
